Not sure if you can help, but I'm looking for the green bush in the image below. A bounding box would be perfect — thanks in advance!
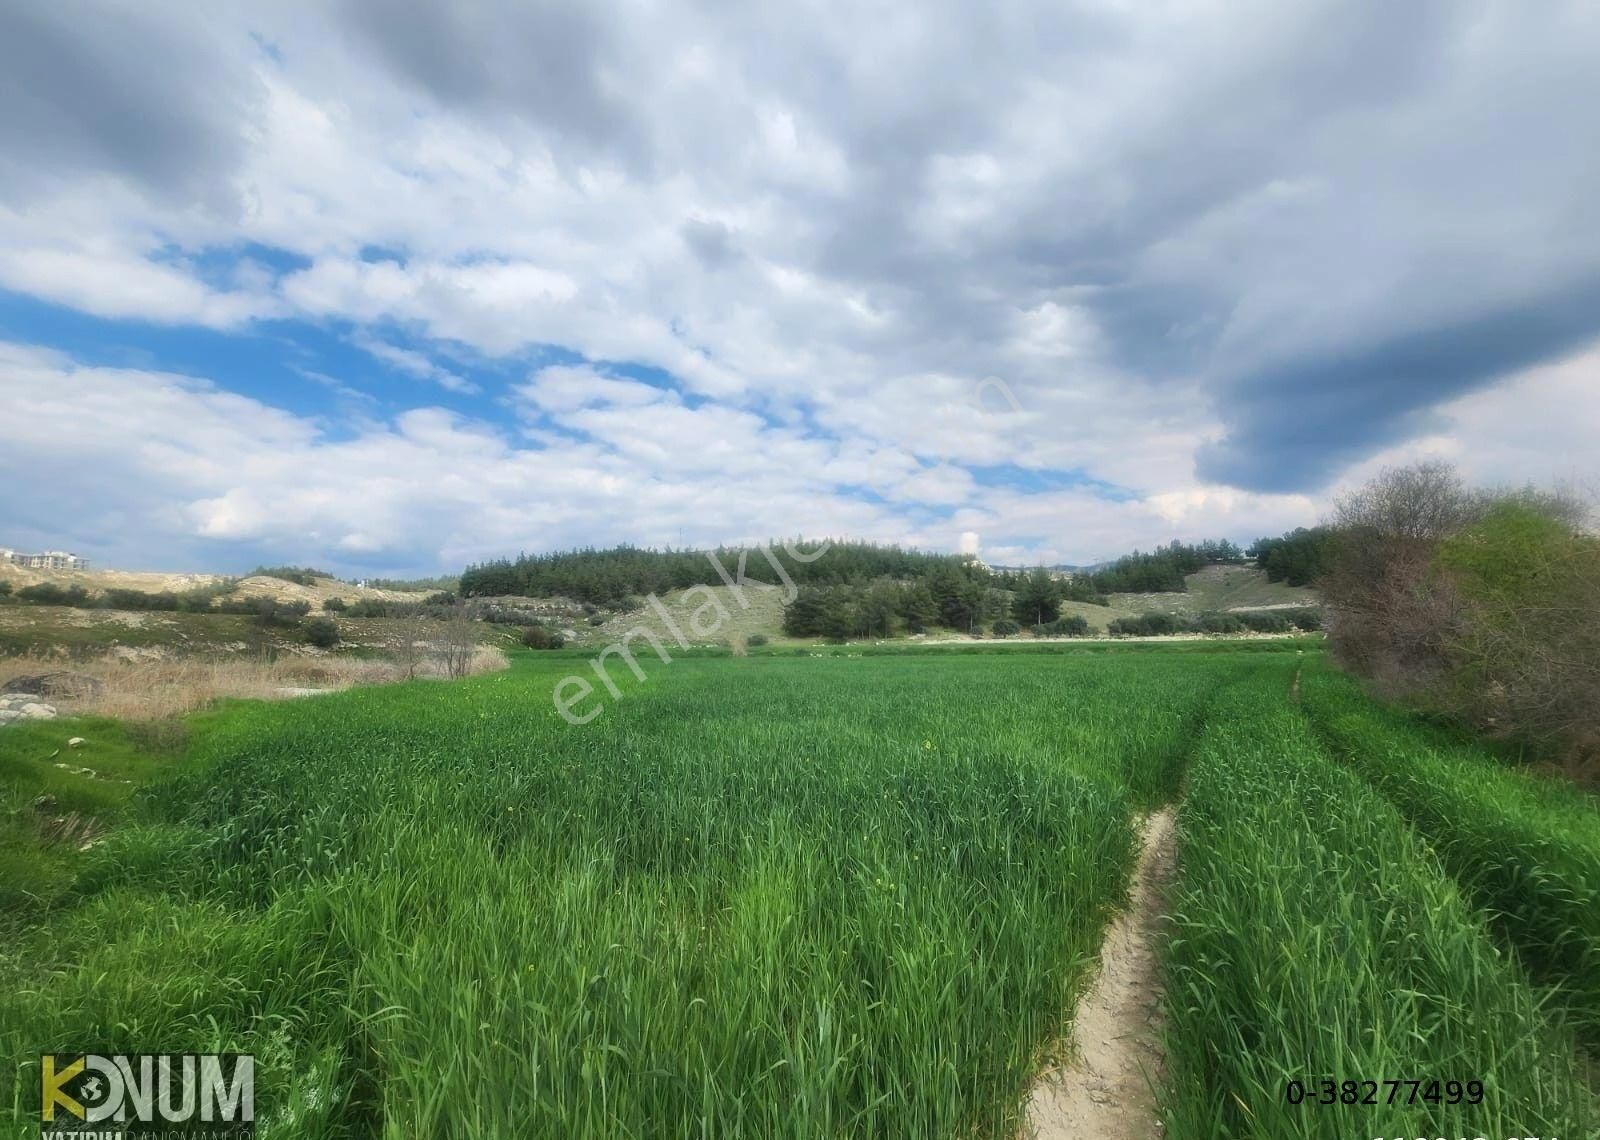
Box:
[304,617,341,648]
[990,618,1021,637]
[243,599,311,627]
[746,633,769,647]
[251,566,336,586]
[1107,612,1180,637]
[520,625,565,649]
[323,597,347,612]
[1237,611,1291,633]
[1283,607,1323,631]
[1033,615,1090,637]
[16,583,90,607]
[100,588,181,611]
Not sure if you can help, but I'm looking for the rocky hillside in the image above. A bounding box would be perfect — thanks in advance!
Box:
[0,563,429,606]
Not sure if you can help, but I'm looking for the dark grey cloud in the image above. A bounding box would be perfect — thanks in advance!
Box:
[0,5,260,206]
[680,217,739,269]
[334,0,644,164]
[1198,271,1600,490]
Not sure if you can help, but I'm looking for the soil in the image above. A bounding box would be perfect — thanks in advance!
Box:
[1024,807,1177,1140]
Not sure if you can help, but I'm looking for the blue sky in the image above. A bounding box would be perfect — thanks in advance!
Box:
[1,2,1596,576]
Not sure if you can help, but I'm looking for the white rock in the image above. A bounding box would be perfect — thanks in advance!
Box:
[67,737,86,748]
[19,703,57,719]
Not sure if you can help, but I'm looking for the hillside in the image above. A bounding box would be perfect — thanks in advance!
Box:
[554,565,1318,644]
[1110,564,1320,618]
[0,563,430,606]
[0,559,1318,651]
[561,583,788,649]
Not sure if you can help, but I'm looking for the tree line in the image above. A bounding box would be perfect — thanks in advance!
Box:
[1084,538,1248,593]
[458,541,967,604]
[460,536,1279,609]
[1247,527,1338,586]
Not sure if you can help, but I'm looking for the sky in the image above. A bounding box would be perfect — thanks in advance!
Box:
[1,1,1597,576]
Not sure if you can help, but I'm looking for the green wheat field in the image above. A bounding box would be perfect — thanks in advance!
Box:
[3,644,1596,1137]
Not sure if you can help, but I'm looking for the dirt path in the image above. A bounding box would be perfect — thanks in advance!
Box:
[1024,807,1178,1140]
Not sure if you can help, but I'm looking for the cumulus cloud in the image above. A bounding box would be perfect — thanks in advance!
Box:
[0,1,1596,570]
[1,341,1589,575]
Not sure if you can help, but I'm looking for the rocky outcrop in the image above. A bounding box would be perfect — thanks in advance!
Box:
[1,671,105,699]
[0,692,58,724]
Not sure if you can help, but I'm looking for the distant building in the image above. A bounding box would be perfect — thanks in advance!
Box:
[3,548,89,570]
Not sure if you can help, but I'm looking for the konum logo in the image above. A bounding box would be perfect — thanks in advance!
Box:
[39,1053,254,1139]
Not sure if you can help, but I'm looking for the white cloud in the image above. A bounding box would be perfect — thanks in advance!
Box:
[0,227,277,328]
[0,2,1597,570]
[354,335,478,394]
[517,366,668,414]
[2,340,1588,576]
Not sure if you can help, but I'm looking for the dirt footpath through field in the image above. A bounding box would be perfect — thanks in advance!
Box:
[1025,807,1177,1139]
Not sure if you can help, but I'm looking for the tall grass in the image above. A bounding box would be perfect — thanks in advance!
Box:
[1163,678,1596,1138]
[0,647,508,721]
[3,651,1257,1137]
[1299,660,1600,1039]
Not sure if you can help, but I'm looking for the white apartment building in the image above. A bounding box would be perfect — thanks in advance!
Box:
[2,548,89,570]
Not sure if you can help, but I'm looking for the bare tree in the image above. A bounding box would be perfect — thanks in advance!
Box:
[1331,459,1481,543]
[440,604,480,679]
[1322,462,1477,690]
[390,615,433,681]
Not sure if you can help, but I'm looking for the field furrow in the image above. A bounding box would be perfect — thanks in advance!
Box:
[1161,679,1597,1138]
[1299,661,1600,1040]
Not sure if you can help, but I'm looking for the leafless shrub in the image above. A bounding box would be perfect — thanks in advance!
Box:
[1323,462,1477,687]
[440,605,480,679]
[1324,461,1599,777]
[1332,459,1484,543]
[389,615,435,681]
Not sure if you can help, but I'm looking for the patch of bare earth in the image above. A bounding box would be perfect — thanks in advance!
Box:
[1025,807,1177,1140]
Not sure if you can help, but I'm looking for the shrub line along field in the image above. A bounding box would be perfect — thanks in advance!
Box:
[2,644,1596,1137]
